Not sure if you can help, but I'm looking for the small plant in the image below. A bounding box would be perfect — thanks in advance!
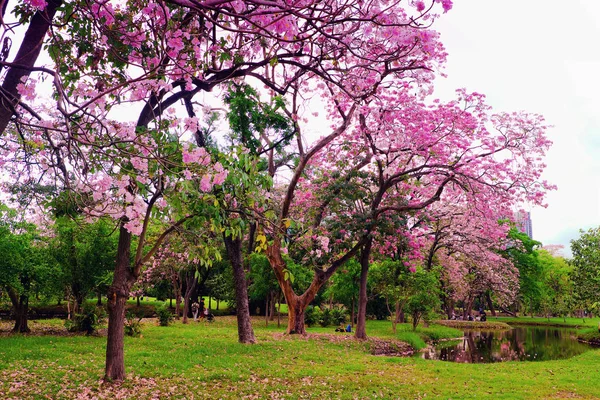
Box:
[319,306,332,327]
[330,305,348,326]
[124,311,143,337]
[156,305,173,326]
[65,304,106,335]
[304,305,319,327]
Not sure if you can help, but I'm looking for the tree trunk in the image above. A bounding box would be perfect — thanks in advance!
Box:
[182,271,198,324]
[0,0,62,135]
[104,224,135,382]
[266,239,333,335]
[175,293,182,319]
[286,295,309,334]
[463,295,475,320]
[269,291,276,321]
[277,292,281,328]
[392,301,400,334]
[485,292,497,317]
[265,294,269,327]
[8,288,30,333]
[351,295,355,328]
[97,291,102,306]
[354,238,372,340]
[223,235,256,343]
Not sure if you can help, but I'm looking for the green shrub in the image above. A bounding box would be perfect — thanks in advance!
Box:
[304,306,319,327]
[65,304,106,335]
[156,305,173,326]
[319,307,332,327]
[124,311,143,337]
[305,305,348,327]
[330,305,347,325]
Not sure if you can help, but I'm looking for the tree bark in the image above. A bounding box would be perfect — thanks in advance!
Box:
[223,235,256,343]
[0,0,62,134]
[355,238,372,340]
[182,271,198,324]
[104,223,135,382]
[463,295,474,320]
[266,238,338,335]
[286,294,310,334]
[351,295,355,328]
[7,287,30,333]
[485,292,497,317]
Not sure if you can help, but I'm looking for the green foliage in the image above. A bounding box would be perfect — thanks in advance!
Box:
[50,217,117,305]
[124,311,143,337]
[503,228,543,314]
[404,267,441,330]
[329,305,348,326]
[156,305,173,327]
[536,249,573,319]
[571,227,600,314]
[303,305,318,327]
[324,259,361,313]
[65,304,106,335]
[0,204,61,319]
[224,83,293,155]
[304,305,348,327]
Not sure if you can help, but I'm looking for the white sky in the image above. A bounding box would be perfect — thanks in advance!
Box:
[432,0,600,257]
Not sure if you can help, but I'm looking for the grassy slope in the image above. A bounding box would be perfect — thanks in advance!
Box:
[1,317,599,399]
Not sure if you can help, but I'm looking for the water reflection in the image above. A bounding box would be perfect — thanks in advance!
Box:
[421,326,593,363]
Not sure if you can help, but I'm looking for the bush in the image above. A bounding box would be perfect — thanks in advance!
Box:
[65,304,106,335]
[330,305,347,326]
[319,307,332,327]
[304,306,319,327]
[124,311,143,337]
[156,305,173,326]
[305,305,348,327]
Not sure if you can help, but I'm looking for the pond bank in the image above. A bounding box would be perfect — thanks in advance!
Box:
[434,320,512,330]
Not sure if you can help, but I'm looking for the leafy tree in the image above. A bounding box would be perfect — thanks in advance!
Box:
[503,229,543,315]
[0,204,60,332]
[370,260,415,333]
[51,217,117,312]
[571,227,600,318]
[537,249,572,320]
[324,259,361,326]
[404,267,441,330]
[0,0,553,383]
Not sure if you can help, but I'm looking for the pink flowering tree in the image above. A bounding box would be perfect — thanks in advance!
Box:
[1,0,457,380]
[422,201,518,318]
[263,85,553,337]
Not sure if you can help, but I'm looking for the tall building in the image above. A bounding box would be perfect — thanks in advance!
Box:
[514,211,533,238]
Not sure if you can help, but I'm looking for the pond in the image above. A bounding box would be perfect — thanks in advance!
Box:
[420,326,594,363]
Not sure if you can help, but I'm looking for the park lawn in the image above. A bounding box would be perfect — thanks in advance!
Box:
[1,317,599,399]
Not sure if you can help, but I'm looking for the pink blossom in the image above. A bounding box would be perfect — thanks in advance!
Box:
[437,0,453,12]
[200,175,212,192]
[25,0,47,9]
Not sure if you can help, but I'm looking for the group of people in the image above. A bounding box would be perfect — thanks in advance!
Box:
[191,300,213,322]
[450,310,487,322]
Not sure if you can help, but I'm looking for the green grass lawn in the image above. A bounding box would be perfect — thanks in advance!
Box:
[1,317,600,399]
